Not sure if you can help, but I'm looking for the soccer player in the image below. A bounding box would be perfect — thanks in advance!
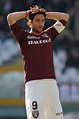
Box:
[7,5,69,119]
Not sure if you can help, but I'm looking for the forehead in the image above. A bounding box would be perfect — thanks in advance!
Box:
[33,14,45,20]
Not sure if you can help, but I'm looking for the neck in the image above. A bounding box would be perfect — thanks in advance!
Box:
[30,29,42,36]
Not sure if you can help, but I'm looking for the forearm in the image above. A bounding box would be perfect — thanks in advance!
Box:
[7,11,26,25]
[46,12,69,21]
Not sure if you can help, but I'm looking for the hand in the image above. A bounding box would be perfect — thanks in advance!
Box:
[25,5,39,20]
[30,5,39,14]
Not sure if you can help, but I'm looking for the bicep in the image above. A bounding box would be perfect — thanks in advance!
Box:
[45,20,67,40]
[53,20,67,33]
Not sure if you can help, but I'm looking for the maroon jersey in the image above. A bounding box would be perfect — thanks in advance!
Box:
[10,20,67,83]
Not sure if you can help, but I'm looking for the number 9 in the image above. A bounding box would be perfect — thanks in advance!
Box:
[32,101,38,110]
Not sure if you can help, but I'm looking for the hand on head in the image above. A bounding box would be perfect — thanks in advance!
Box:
[30,5,39,14]
[30,5,46,14]
[26,5,46,20]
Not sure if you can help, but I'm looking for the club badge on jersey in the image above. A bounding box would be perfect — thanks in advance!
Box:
[32,110,39,118]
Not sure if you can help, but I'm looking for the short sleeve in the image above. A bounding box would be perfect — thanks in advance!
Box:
[53,20,67,33]
[9,22,26,43]
[45,20,67,40]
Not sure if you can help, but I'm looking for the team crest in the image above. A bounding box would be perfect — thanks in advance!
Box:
[32,110,39,118]
[42,33,49,38]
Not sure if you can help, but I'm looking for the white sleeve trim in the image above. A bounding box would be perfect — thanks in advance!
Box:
[53,21,65,33]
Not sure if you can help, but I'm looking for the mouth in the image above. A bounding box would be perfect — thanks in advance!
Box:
[38,26,43,30]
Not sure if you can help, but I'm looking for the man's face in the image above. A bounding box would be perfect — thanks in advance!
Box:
[31,14,45,33]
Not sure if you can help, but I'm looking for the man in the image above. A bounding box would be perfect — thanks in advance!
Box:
[7,5,69,119]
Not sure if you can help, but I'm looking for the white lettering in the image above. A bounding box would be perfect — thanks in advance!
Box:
[28,38,51,45]
[27,35,40,39]
[39,40,42,44]
[42,40,46,43]
[33,41,39,44]
[28,41,31,45]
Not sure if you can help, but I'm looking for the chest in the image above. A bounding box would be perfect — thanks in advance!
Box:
[20,33,53,58]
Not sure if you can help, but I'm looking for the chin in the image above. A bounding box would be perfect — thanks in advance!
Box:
[38,29,43,33]
[38,31,42,33]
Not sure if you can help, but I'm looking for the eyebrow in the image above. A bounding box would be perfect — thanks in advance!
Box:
[36,18,45,21]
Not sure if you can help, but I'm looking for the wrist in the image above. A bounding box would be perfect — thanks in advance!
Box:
[45,12,49,18]
[25,11,27,18]
[25,10,31,19]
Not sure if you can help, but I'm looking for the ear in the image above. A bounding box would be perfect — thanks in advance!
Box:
[27,20,32,28]
[30,20,33,28]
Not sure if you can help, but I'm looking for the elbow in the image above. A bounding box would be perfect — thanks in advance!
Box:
[7,14,12,24]
[7,13,12,22]
[7,13,15,25]
[7,14,9,22]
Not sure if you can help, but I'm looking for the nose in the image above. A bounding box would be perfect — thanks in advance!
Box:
[39,21,42,26]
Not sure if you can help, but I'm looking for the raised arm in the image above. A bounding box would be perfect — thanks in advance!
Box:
[46,12,69,21]
[7,11,30,25]
[7,12,26,25]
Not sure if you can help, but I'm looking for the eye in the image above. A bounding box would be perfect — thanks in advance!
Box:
[36,19,40,22]
[42,19,45,22]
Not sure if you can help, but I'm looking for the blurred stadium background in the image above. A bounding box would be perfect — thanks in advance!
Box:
[0,0,79,119]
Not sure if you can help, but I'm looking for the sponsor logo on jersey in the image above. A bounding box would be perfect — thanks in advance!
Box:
[27,35,40,39]
[27,33,49,40]
[28,38,51,45]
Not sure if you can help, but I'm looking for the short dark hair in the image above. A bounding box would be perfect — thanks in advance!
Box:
[29,5,46,20]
